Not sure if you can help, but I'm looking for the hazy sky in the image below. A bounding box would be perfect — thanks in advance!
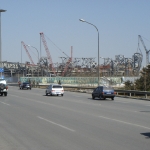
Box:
[1,0,150,67]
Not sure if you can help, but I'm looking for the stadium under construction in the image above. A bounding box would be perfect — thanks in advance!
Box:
[1,34,145,83]
[1,53,142,78]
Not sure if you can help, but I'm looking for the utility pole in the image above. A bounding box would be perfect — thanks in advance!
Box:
[0,9,6,77]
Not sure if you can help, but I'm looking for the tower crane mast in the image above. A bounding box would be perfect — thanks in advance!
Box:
[138,35,150,65]
[40,32,56,75]
[21,41,35,65]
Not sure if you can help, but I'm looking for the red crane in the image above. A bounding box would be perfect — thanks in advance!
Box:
[40,32,56,75]
[21,41,35,65]
[62,57,72,76]
[62,46,73,76]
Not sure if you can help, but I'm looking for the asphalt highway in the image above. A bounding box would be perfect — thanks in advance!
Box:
[0,86,150,150]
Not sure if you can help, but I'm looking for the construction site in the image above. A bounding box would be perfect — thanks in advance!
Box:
[1,34,149,83]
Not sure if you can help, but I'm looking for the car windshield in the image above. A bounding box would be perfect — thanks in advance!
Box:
[23,82,30,84]
[0,79,5,81]
[53,85,62,88]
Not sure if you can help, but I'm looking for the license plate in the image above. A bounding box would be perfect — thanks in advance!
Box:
[106,93,111,94]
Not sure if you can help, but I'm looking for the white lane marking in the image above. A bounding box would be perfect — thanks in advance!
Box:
[37,116,75,132]
[99,115,150,130]
[0,101,10,106]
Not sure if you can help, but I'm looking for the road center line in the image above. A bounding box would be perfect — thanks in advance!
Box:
[0,101,10,105]
[37,116,75,132]
[99,115,150,130]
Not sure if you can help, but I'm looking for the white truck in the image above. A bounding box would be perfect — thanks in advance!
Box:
[0,79,8,96]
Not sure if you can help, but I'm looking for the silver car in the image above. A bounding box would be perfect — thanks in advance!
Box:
[45,84,64,96]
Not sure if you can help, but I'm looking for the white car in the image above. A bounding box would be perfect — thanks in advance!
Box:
[0,79,8,96]
[45,84,64,96]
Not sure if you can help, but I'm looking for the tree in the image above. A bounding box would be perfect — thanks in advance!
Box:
[135,65,150,91]
[124,80,134,90]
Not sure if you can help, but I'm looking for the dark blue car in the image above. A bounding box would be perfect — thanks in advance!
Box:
[20,82,31,90]
[92,86,116,100]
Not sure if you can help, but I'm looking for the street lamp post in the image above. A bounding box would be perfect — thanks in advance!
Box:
[27,45,39,77]
[100,57,105,77]
[0,9,6,77]
[79,19,100,86]
[142,71,146,91]
[144,72,146,91]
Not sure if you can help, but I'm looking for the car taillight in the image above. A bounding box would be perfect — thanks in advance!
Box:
[52,90,55,92]
[62,90,64,92]
[6,86,8,89]
[114,92,116,94]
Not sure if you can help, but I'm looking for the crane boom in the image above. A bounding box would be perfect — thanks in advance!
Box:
[138,35,150,65]
[21,41,35,65]
[40,32,56,74]
[62,46,73,76]
[62,57,72,76]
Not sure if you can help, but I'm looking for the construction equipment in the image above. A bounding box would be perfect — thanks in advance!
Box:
[62,57,72,76]
[21,41,35,65]
[40,32,56,75]
[138,35,150,65]
[61,46,73,76]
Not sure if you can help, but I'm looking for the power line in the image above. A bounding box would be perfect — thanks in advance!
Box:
[44,34,69,57]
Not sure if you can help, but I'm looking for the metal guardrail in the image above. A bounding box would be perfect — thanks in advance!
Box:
[62,86,150,99]
[114,89,150,99]
[8,83,150,100]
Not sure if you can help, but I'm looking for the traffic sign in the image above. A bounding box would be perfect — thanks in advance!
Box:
[0,68,4,72]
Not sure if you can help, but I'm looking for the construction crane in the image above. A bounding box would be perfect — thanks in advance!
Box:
[40,32,56,75]
[62,58,72,76]
[62,46,73,76]
[138,35,150,65]
[21,41,35,65]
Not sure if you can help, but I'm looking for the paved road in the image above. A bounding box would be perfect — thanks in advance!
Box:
[0,86,150,150]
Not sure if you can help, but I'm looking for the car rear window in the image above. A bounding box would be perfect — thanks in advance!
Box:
[53,85,62,88]
[103,87,114,90]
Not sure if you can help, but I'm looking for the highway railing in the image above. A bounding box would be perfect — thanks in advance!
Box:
[62,86,150,100]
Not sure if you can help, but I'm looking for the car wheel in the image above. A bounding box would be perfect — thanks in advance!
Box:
[30,88,31,90]
[4,92,7,96]
[61,94,63,96]
[92,95,95,99]
[111,97,114,100]
[103,97,106,100]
